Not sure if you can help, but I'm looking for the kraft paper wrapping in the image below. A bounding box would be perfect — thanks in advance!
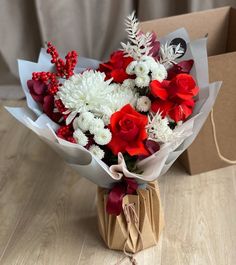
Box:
[97,182,164,253]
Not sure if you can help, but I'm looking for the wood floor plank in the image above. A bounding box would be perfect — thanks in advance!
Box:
[0,100,235,265]
[0,101,47,257]
[159,164,236,265]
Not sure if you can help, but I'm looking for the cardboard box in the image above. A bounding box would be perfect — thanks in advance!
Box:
[140,6,236,174]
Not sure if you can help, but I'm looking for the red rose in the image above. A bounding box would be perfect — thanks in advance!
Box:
[108,104,149,156]
[169,73,199,101]
[150,74,199,122]
[98,51,134,83]
[27,79,62,123]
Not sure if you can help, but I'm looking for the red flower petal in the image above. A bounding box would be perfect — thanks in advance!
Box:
[107,135,128,155]
[111,69,129,83]
[168,60,194,79]
[150,80,168,100]
[169,100,195,122]
[178,60,194,73]
[151,99,173,117]
[126,141,149,156]
[98,50,133,83]
[27,79,47,104]
[108,104,148,156]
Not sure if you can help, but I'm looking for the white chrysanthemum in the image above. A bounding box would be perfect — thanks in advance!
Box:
[94,128,112,145]
[126,61,137,74]
[89,144,105,159]
[57,70,114,124]
[58,70,138,124]
[151,63,167,82]
[134,62,149,77]
[73,117,80,130]
[89,118,105,134]
[73,128,88,146]
[109,83,120,90]
[73,112,94,132]
[102,115,111,126]
[122,79,135,89]
[140,55,156,64]
[107,85,138,114]
[136,96,151,112]
[146,112,174,143]
[135,75,150,88]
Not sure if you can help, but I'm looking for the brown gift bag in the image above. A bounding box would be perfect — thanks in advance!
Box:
[140,6,236,174]
[97,182,164,254]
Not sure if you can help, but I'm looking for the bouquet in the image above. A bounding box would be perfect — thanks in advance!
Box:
[6,12,221,255]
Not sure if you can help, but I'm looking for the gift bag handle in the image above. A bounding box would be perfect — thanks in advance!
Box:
[211,109,236,164]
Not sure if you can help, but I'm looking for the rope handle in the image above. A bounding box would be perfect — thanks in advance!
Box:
[210,109,236,164]
[115,203,143,265]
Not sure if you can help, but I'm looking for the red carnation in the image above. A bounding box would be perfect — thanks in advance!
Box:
[150,73,199,122]
[98,51,134,83]
[108,104,149,156]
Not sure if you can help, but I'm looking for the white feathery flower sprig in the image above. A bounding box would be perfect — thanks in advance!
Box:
[159,42,184,69]
[94,128,112,145]
[89,144,105,160]
[146,112,174,143]
[136,96,151,112]
[120,12,153,60]
[73,128,88,146]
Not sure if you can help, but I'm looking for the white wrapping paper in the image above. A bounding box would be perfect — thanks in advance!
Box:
[6,28,221,188]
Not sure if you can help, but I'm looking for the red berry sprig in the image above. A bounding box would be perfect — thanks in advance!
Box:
[46,42,78,79]
[55,99,67,114]
[32,42,78,95]
[57,125,76,143]
[32,71,60,94]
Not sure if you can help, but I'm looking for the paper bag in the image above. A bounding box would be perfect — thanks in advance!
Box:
[97,182,164,253]
[140,6,236,174]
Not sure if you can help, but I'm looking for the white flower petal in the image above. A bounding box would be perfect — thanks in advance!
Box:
[94,128,112,145]
[136,96,151,112]
[89,144,105,160]
[89,118,105,134]
[73,129,88,146]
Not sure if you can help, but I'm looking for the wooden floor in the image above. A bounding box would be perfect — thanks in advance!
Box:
[0,100,235,265]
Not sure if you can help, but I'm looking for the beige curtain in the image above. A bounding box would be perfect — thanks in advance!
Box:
[1,0,235,99]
